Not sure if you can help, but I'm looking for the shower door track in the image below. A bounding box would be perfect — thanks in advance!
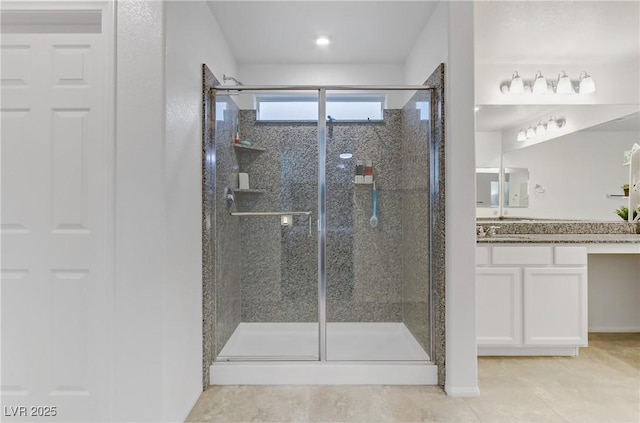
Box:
[213,84,434,363]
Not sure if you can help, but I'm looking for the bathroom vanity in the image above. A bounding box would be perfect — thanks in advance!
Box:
[476,226,640,356]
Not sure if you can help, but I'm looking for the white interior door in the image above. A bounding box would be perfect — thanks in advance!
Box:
[1,5,113,421]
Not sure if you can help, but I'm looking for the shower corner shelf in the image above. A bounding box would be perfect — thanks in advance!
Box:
[235,189,266,194]
[233,144,266,153]
[354,181,374,185]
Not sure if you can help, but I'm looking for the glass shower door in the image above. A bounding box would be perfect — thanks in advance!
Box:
[323,88,432,362]
[214,91,319,361]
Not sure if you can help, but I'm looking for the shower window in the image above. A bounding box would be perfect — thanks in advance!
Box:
[256,94,384,121]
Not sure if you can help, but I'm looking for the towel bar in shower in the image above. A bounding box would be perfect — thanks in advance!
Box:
[230,211,313,236]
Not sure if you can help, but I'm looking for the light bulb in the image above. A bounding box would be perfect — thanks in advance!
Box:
[535,122,547,136]
[526,126,535,139]
[509,71,524,94]
[532,71,548,94]
[517,129,526,141]
[556,71,574,94]
[579,71,596,94]
[315,36,330,46]
[546,116,559,131]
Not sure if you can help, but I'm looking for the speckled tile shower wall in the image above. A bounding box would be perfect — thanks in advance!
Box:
[237,112,319,322]
[202,66,242,386]
[401,99,431,353]
[237,111,404,322]
[325,113,403,322]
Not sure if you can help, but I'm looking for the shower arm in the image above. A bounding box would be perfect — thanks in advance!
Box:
[222,74,243,86]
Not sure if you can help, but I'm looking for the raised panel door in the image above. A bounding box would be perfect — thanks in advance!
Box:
[523,268,588,346]
[477,267,523,346]
[1,9,112,421]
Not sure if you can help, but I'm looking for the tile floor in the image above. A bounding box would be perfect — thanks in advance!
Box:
[186,333,640,422]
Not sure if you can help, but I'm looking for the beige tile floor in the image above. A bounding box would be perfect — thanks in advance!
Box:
[186,333,640,423]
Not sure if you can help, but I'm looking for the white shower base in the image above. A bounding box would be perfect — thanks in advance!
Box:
[211,322,437,385]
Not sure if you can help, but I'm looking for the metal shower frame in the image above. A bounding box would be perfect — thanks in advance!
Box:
[213,84,434,362]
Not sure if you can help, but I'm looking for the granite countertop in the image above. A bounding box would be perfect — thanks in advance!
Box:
[477,234,640,244]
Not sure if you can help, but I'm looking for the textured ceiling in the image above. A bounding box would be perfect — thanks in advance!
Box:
[475,1,640,65]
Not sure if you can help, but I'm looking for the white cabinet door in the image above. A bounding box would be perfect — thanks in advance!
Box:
[523,268,588,346]
[477,268,522,346]
[1,9,113,422]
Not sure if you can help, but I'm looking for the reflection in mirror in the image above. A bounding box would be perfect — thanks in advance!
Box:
[476,168,500,208]
[504,168,529,208]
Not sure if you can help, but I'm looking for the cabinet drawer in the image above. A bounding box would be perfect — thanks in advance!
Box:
[554,247,587,265]
[476,246,490,265]
[492,246,552,265]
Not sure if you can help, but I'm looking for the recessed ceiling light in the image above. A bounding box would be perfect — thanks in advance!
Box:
[316,36,330,46]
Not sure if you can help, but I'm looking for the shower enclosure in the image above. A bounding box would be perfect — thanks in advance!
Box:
[202,64,445,386]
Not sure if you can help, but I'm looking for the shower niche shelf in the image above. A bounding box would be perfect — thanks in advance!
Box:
[233,144,266,153]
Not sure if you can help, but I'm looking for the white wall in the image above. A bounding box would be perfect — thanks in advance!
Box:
[476,132,502,218]
[238,63,405,108]
[405,1,479,396]
[164,1,237,421]
[502,131,635,220]
[114,1,238,421]
[588,254,640,332]
[404,1,448,87]
[475,131,502,167]
[114,1,166,420]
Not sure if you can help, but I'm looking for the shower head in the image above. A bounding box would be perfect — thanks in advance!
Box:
[223,74,243,86]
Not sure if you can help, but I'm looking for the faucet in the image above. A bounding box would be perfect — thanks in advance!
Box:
[487,226,501,237]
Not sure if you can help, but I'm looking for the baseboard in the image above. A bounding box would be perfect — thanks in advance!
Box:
[589,327,640,333]
[478,346,579,356]
[445,385,480,397]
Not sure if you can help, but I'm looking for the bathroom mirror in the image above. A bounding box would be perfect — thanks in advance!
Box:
[504,167,529,208]
[476,168,500,208]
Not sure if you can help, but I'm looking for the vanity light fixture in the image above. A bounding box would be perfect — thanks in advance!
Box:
[315,36,330,46]
[516,116,565,141]
[501,71,596,95]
